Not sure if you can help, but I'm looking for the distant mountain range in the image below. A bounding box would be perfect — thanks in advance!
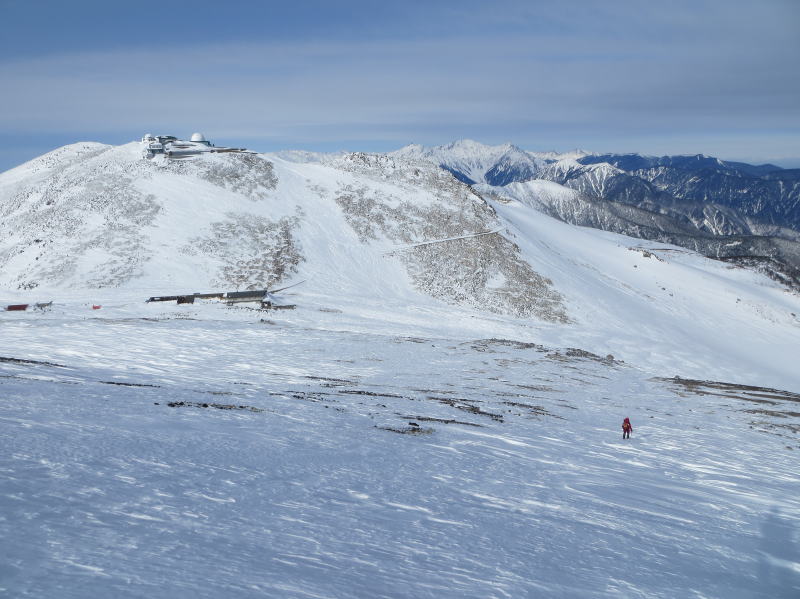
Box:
[393,140,800,288]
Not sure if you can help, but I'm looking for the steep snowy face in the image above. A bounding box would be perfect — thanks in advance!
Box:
[541,161,622,197]
[488,179,730,239]
[484,145,544,186]
[391,139,544,185]
[0,142,567,322]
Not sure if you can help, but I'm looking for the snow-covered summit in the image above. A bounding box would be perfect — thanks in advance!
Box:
[528,148,594,162]
[0,141,567,322]
[390,140,603,187]
[391,139,545,186]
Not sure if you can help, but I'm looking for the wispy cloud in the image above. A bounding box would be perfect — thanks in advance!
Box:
[0,0,798,166]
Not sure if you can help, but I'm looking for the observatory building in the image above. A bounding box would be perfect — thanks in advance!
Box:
[141,132,248,159]
[189,132,211,146]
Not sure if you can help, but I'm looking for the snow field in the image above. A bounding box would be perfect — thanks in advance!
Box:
[487,197,800,391]
[1,301,799,598]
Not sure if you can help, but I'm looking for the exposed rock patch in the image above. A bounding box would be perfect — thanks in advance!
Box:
[165,153,278,199]
[166,400,264,412]
[0,149,161,289]
[185,209,304,290]
[332,154,568,321]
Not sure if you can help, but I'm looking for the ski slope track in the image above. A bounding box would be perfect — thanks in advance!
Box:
[1,142,799,597]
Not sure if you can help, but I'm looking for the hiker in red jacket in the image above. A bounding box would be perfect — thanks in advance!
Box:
[622,417,633,439]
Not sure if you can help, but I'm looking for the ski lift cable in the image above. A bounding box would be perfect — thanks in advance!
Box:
[384,229,502,254]
[267,280,306,294]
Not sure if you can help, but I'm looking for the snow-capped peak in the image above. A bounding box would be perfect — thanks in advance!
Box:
[390,139,542,186]
[528,149,594,162]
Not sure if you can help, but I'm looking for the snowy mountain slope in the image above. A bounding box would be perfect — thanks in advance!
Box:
[393,141,800,254]
[481,190,800,390]
[0,143,565,321]
[386,141,800,236]
[392,140,800,288]
[482,180,800,290]
[534,158,775,241]
[539,160,657,203]
[2,141,800,389]
[2,142,800,598]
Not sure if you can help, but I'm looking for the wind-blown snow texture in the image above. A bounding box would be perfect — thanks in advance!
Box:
[1,142,799,598]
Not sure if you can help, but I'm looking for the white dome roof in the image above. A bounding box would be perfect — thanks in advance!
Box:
[190,132,206,142]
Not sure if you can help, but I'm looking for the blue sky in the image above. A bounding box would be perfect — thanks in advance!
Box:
[1,0,798,170]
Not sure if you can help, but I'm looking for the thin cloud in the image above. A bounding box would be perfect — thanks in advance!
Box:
[0,0,797,167]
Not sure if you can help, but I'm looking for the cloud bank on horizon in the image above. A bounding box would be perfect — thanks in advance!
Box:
[0,0,798,170]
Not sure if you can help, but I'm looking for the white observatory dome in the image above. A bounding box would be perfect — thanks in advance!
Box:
[190,132,207,142]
